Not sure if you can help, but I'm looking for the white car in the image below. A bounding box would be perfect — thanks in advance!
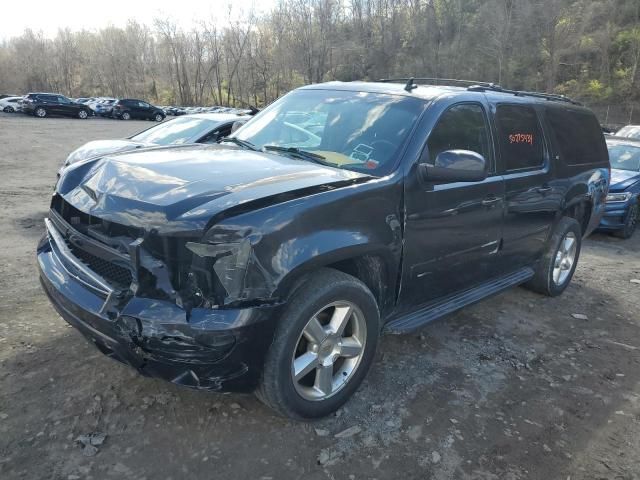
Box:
[616,125,640,140]
[0,96,23,113]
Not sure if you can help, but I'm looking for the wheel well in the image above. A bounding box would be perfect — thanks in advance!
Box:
[563,201,591,235]
[325,255,392,315]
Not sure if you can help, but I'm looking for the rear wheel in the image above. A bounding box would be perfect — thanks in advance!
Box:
[154,113,164,122]
[4,106,13,113]
[256,268,380,419]
[121,111,131,120]
[35,107,47,118]
[524,216,582,296]
[613,203,638,239]
[78,109,88,119]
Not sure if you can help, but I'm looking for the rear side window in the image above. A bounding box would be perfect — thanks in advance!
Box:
[495,104,545,171]
[427,103,490,164]
[545,107,607,165]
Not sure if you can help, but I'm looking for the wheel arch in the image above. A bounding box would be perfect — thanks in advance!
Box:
[274,248,398,320]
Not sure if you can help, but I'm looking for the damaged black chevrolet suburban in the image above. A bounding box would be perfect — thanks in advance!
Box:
[38,80,610,419]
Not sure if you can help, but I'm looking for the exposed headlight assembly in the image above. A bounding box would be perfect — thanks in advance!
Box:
[606,192,632,203]
[186,239,253,302]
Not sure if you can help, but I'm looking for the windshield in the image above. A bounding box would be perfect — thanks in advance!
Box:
[608,143,640,172]
[616,126,640,139]
[232,89,424,175]
[131,116,219,145]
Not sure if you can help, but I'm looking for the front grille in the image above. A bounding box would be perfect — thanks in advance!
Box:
[66,240,133,287]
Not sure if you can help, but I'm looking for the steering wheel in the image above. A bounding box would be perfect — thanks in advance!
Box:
[282,121,321,148]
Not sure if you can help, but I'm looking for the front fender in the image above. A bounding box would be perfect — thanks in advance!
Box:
[212,177,403,310]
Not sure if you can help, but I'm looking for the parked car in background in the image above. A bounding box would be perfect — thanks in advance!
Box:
[0,94,19,100]
[615,125,640,139]
[59,112,248,173]
[112,99,166,121]
[93,98,118,117]
[39,80,609,419]
[598,136,640,238]
[0,96,23,113]
[22,93,93,119]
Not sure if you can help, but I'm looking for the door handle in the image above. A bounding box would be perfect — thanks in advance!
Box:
[482,196,501,207]
[537,186,552,193]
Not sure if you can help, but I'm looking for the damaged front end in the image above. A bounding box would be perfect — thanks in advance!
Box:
[37,195,279,392]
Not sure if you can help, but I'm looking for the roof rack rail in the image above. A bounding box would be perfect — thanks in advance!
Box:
[467,83,581,105]
[379,77,496,88]
[378,77,581,105]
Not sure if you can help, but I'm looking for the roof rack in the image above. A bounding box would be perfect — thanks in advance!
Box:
[467,83,581,105]
[378,77,581,105]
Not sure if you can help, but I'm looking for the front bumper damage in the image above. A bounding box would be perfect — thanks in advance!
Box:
[37,211,279,392]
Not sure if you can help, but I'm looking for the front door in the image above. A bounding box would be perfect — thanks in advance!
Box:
[399,101,505,310]
[135,101,151,119]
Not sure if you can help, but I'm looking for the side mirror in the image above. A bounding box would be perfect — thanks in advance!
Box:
[231,120,248,133]
[419,149,487,183]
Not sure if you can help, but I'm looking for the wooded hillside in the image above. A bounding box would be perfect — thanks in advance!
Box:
[1,0,639,124]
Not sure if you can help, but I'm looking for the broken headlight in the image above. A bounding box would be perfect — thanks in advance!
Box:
[186,239,253,303]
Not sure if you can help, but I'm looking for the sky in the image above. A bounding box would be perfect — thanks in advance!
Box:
[1,0,277,40]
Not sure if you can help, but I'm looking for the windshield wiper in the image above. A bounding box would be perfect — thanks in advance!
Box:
[263,145,332,165]
[218,137,258,151]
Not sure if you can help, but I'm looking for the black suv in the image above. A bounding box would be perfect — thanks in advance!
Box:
[38,80,609,419]
[22,93,92,119]
[112,99,166,121]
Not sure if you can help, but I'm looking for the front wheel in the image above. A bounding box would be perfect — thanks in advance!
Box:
[524,216,582,296]
[154,113,164,122]
[78,109,88,119]
[613,203,638,239]
[256,268,380,419]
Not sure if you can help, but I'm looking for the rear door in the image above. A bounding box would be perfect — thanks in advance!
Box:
[400,100,505,309]
[491,102,558,266]
[41,95,60,114]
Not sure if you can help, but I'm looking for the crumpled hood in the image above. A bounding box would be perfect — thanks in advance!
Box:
[65,139,150,167]
[56,144,369,233]
[609,168,640,192]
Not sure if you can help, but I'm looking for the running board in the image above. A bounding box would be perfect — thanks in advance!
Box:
[384,267,535,334]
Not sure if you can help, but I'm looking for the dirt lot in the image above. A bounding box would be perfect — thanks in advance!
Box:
[1,113,640,480]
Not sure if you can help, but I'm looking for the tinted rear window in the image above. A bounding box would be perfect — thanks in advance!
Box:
[495,104,545,171]
[545,107,607,166]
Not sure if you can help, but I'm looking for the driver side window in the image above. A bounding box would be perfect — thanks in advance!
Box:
[427,103,490,165]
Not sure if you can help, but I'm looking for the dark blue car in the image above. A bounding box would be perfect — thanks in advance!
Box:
[599,137,640,238]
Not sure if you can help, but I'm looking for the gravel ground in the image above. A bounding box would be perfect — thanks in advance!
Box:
[1,113,640,480]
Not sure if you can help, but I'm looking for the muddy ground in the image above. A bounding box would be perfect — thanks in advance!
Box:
[1,113,639,480]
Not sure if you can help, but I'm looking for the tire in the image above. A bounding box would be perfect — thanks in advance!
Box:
[34,107,47,118]
[613,203,638,239]
[256,268,380,420]
[154,113,164,122]
[524,216,582,297]
[121,111,131,120]
[78,109,88,119]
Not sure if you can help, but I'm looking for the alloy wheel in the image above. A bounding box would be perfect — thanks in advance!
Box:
[291,301,367,401]
[35,108,46,118]
[553,231,577,286]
